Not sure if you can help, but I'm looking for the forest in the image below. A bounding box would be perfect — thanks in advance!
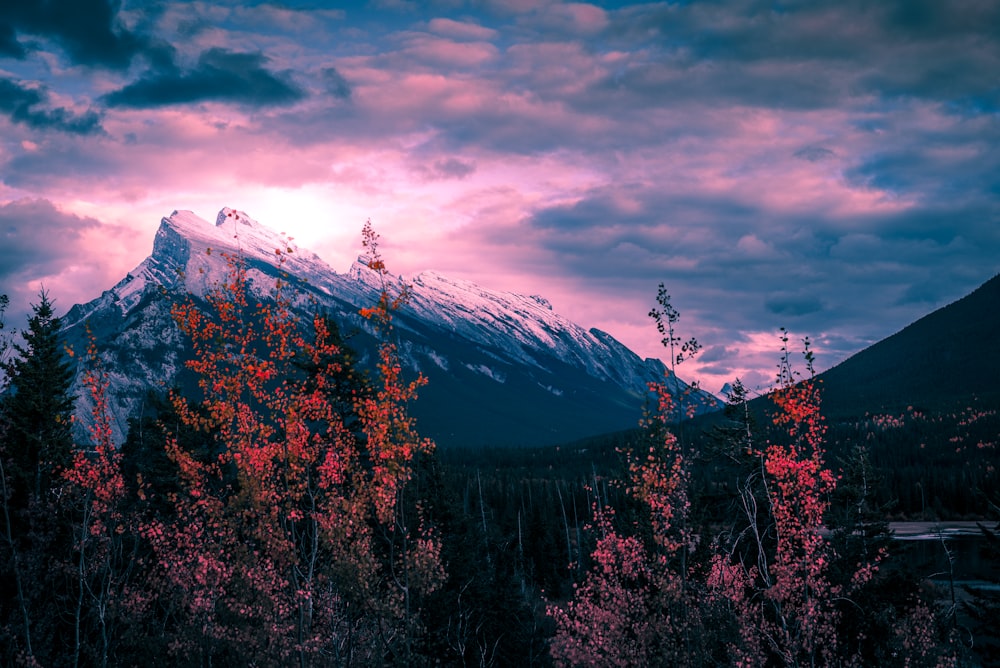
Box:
[0,227,997,667]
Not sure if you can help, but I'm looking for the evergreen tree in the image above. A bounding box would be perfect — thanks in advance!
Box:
[120,390,208,520]
[0,292,78,664]
[294,315,371,443]
[0,294,9,371]
[1,291,75,508]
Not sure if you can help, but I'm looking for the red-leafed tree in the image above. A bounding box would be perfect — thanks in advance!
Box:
[707,333,845,666]
[348,221,445,663]
[549,294,964,666]
[699,331,882,666]
[141,222,443,666]
[548,288,719,667]
[547,389,701,666]
[62,336,144,668]
[706,331,962,667]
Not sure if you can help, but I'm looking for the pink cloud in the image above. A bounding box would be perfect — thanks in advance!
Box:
[525,3,609,36]
[396,34,500,68]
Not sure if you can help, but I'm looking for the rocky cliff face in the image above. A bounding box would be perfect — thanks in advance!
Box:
[61,208,719,448]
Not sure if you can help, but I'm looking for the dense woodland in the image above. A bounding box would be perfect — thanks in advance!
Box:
[0,232,998,666]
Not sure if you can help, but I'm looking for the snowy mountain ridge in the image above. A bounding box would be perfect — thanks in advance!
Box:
[61,208,719,448]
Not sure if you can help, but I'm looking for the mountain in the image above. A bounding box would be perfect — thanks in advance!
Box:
[60,208,719,448]
[814,272,1000,418]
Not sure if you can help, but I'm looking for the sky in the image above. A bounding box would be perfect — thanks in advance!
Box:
[0,0,998,395]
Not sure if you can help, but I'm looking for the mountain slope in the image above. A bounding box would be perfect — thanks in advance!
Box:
[815,272,1000,417]
[61,208,718,448]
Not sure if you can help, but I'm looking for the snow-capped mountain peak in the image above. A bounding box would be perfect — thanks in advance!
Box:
[60,207,719,448]
[145,209,343,300]
[163,209,329,269]
[161,207,271,248]
[215,206,254,228]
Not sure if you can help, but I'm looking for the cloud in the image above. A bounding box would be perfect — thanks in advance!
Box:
[795,146,836,162]
[699,344,738,364]
[0,198,146,336]
[322,67,352,99]
[104,48,305,108]
[369,0,420,12]
[0,0,153,69]
[0,77,104,135]
[2,137,120,191]
[765,294,825,317]
[392,33,500,68]
[0,0,997,395]
[0,22,26,58]
[0,198,100,282]
[224,4,346,33]
[427,17,498,42]
[530,187,758,240]
[592,1,1000,115]
[519,3,609,37]
[430,157,476,179]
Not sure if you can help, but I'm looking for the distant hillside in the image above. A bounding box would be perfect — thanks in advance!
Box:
[541,273,1000,449]
[815,273,1000,418]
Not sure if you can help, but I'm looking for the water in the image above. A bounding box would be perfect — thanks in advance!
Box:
[890,522,999,585]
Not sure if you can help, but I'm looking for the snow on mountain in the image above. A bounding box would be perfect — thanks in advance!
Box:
[61,208,719,448]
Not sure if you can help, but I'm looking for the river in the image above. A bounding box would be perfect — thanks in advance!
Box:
[889,521,999,589]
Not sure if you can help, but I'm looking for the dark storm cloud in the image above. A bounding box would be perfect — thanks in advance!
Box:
[608,0,1000,66]
[846,146,1000,204]
[857,58,1000,113]
[0,0,153,69]
[896,281,950,307]
[104,48,305,108]
[543,191,900,281]
[531,183,760,234]
[512,171,996,362]
[699,344,739,364]
[0,22,26,58]
[765,294,825,317]
[0,199,99,282]
[592,0,1000,114]
[587,58,844,112]
[880,0,1000,39]
[531,194,636,231]
[0,77,104,135]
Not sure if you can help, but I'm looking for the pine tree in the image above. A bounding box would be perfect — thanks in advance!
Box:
[293,315,371,443]
[0,292,78,664]
[0,294,9,370]
[1,291,76,508]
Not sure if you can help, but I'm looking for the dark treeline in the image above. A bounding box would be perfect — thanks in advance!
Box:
[446,392,1000,523]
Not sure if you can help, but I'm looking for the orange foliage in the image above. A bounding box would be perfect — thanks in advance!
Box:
[139,225,442,663]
